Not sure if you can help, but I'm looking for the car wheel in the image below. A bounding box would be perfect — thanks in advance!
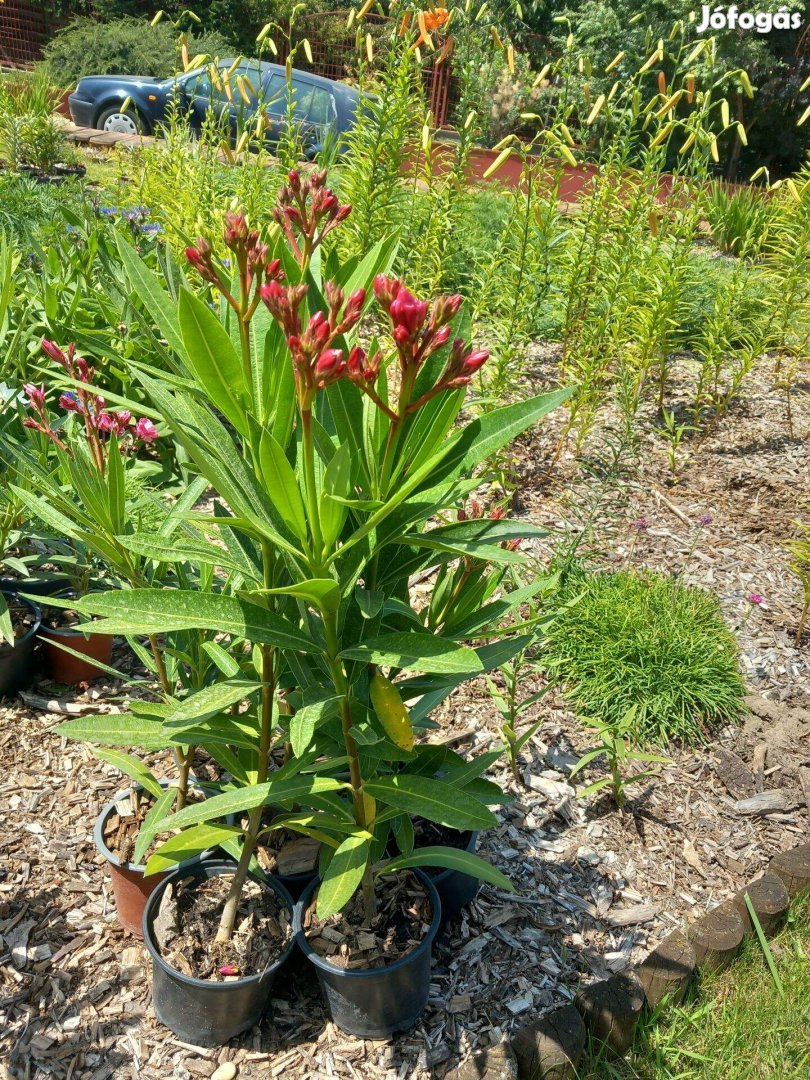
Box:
[96,106,145,136]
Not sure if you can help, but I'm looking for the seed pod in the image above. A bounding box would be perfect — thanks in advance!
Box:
[484,145,512,178]
[721,99,730,128]
[678,130,697,154]
[370,673,414,751]
[739,70,754,98]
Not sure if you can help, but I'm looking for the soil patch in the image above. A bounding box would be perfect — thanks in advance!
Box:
[304,871,432,970]
[154,873,292,981]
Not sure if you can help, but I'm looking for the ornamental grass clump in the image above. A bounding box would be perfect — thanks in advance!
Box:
[67,167,569,948]
[544,568,746,746]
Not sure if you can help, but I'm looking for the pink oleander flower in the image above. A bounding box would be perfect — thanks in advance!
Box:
[747,593,764,605]
[135,417,158,442]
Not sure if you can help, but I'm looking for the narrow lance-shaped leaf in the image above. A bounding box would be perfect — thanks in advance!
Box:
[364,775,498,832]
[316,833,372,919]
[379,846,513,891]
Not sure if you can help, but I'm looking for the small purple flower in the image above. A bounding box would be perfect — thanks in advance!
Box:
[747,593,764,605]
[630,516,650,532]
[140,222,163,235]
[698,513,713,527]
[98,206,118,218]
[221,258,231,269]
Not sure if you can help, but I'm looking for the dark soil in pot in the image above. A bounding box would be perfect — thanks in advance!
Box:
[39,594,113,686]
[294,869,441,1037]
[0,592,41,698]
[143,860,295,1045]
[94,783,215,938]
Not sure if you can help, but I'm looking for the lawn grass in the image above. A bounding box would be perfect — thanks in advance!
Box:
[579,895,810,1080]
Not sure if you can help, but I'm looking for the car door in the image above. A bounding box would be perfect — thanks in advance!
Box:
[262,74,337,155]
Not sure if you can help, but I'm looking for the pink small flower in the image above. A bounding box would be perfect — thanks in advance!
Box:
[23,383,46,409]
[747,593,764,605]
[698,513,713,526]
[135,417,158,441]
[630,516,650,532]
[95,413,115,433]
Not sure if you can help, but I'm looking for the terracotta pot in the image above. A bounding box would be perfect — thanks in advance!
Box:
[40,623,113,686]
[94,782,224,937]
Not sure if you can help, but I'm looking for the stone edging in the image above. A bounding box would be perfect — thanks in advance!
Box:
[447,839,809,1080]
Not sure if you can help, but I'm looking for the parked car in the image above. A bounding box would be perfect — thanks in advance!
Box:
[67,58,360,156]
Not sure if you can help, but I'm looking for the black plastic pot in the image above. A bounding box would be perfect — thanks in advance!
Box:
[0,574,73,597]
[294,870,441,1038]
[0,592,41,698]
[432,830,480,920]
[142,859,296,1045]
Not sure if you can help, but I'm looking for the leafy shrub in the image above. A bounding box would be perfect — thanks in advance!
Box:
[704,183,772,258]
[42,17,235,89]
[545,568,746,745]
[0,173,86,245]
[677,251,770,351]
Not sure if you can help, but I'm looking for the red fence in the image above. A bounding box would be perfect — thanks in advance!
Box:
[0,1,53,67]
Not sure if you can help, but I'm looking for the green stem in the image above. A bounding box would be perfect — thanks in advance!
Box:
[216,542,277,943]
[323,613,376,922]
[301,408,325,566]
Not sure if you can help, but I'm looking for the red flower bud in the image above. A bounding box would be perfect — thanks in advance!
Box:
[463,350,489,373]
[288,169,300,190]
[41,338,66,365]
[23,384,46,409]
[347,345,366,375]
[373,274,401,309]
[315,348,344,376]
[389,285,428,337]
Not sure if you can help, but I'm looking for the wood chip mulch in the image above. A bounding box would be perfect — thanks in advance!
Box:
[1,357,808,1079]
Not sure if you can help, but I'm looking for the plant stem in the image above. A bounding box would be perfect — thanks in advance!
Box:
[301,408,325,564]
[215,543,276,943]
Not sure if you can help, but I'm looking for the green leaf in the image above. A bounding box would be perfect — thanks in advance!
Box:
[251,578,340,614]
[257,429,308,544]
[289,696,341,757]
[340,633,482,675]
[164,679,262,725]
[144,823,241,876]
[380,846,513,891]
[364,775,498,831]
[320,440,352,548]
[117,533,261,581]
[161,775,345,831]
[178,287,249,435]
[163,712,260,753]
[72,590,317,653]
[355,586,384,619]
[316,833,371,919]
[93,749,164,800]
[116,233,187,361]
[133,785,176,865]
[55,714,168,751]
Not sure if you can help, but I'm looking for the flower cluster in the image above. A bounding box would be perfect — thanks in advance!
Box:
[24,339,157,470]
[260,278,365,405]
[274,169,351,267]
[186,211,283,323]
[96,205,162,237]
[343,276,488,416]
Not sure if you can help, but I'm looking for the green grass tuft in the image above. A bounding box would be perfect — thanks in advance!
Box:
[544,569,746,746]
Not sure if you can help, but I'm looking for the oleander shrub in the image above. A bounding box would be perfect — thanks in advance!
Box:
[42,17,235,89]
[545,568,746,745]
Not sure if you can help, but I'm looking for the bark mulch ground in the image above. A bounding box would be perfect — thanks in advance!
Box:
[1,361,808,1079]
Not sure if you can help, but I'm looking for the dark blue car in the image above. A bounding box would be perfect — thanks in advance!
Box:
[68,58,361,156]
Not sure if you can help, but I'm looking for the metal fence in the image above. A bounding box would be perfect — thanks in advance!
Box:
[282,11,454,127]
[0,1,53,68]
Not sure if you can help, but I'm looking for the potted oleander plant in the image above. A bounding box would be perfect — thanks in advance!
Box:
[2,354,238,933]
[65,169,569,1042]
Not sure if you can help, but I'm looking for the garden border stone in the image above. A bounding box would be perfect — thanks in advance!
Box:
[500,838,810,1080]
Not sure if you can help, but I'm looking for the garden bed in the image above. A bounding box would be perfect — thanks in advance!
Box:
[1,365,807,1079]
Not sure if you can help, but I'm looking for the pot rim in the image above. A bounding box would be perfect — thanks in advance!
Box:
[142,858,297,990]
[94,779,218,873]
[0,590,41,649]
[293,867,441,980]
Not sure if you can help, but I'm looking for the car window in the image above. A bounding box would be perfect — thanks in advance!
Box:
[183,70,212,99]
[262,72,287,116]
[308,87,335,127]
